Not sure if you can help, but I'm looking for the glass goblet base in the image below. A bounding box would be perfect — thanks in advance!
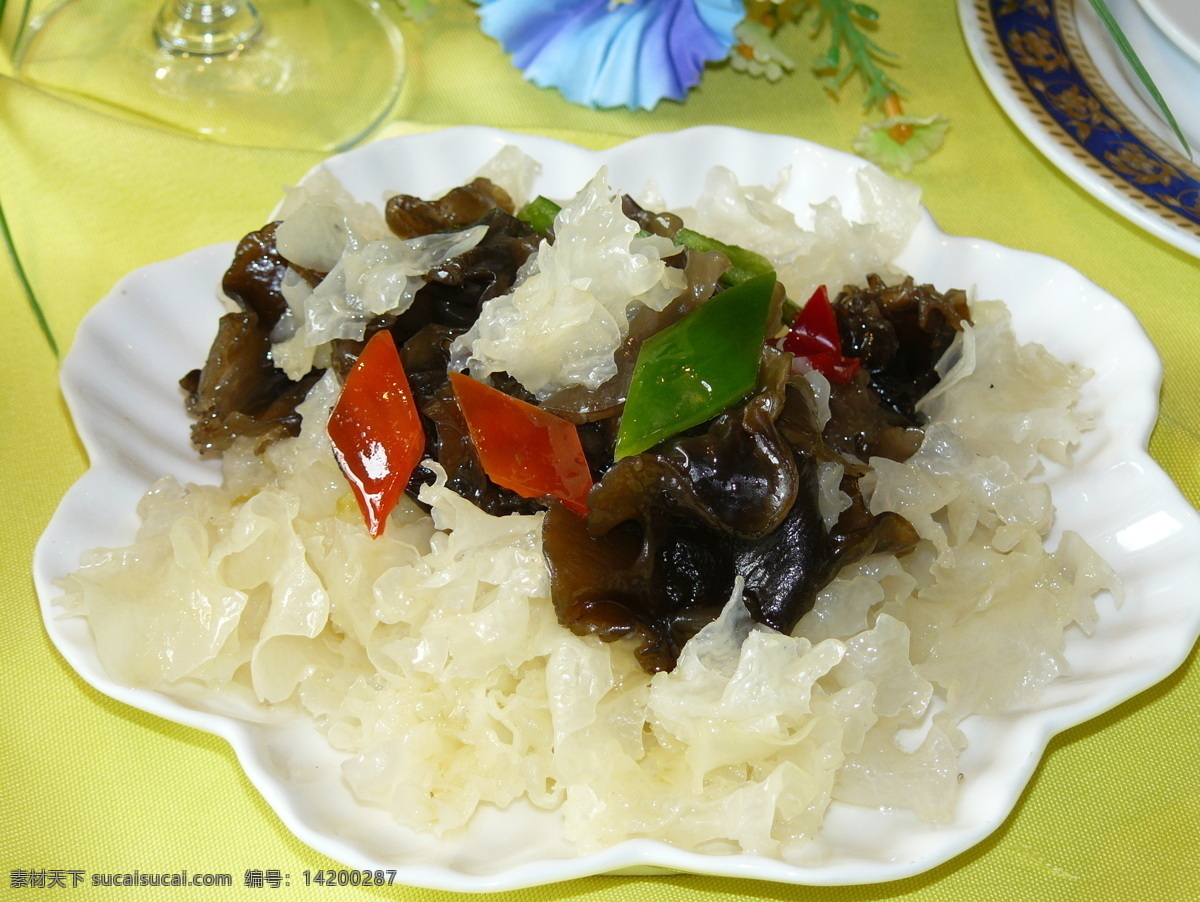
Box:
[16,0,406,152]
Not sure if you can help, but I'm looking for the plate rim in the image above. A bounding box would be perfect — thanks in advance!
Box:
[1133,0,1200,65]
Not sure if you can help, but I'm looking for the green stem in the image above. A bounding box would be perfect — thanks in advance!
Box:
[17,0,31,43]
[811,0,901,109]
[0,196,58,358]
[1087,0,1190,157]
[1,0,34,51]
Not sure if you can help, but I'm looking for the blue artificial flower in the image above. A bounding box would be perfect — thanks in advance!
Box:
[475,0,745,110]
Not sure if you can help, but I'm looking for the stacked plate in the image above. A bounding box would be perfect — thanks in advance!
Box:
[961,0,1200,257]
[1135,0,1200,79]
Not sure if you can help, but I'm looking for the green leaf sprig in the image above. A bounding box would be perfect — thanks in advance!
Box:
[1087,0,1190,157]
[806,0,902,110]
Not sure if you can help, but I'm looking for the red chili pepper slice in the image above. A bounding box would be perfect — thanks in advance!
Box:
[781,285,861,383]
[448,372,593,516]
[327,330,425,537]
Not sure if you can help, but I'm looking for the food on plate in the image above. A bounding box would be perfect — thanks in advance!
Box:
[58,148,1119,858]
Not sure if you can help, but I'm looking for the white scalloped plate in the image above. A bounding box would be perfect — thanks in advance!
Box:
[33,127,1200,890]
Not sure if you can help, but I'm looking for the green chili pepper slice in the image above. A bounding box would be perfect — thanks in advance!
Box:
[516,195,561,237]
[671,227,775,288]
[614,271,777,460]
[516,197,774,290]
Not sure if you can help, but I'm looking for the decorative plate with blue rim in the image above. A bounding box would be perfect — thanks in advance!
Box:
[960,0,1200,257]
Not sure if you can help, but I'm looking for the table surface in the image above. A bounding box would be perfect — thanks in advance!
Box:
[2,2,1198,900]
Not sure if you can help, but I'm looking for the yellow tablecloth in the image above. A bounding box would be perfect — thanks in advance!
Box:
[2,2,1198,900]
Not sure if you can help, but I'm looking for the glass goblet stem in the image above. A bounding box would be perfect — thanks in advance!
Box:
[154,1,263,55]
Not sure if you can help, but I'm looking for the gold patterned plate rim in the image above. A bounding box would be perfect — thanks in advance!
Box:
[960,0,1200,257]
